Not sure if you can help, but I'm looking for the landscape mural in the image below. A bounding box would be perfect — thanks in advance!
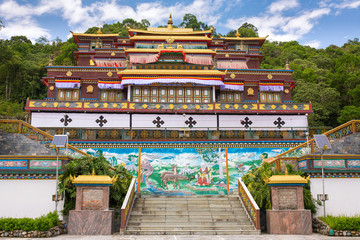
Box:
[81,147,289,195]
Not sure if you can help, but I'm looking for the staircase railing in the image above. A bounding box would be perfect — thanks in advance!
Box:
[269,120,360,170]
[120,178,137,233]
[238,178,260,230]
[0,119,89,157]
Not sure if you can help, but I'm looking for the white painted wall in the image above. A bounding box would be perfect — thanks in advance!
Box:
[31,112,130,128]
[310,178,360,217]
[0,180,64,219]
[219,114,308,130]
[132,114,217,129]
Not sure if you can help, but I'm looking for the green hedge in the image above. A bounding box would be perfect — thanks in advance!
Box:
[0,211,59,231]
[320,215,360,231]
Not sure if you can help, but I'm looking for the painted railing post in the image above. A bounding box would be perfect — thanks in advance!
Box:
[352,121,356,133]
[120,178,137,233]
[310,140,315,153]
[18,121,22,134]
[238,178,260,230]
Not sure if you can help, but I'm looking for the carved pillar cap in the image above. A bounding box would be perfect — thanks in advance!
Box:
[264,174,309,186]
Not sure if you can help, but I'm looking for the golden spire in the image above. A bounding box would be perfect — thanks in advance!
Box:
[167,14,173,30]
[235,29,240,38]
[92,168,96,176]
[97,28,102,34]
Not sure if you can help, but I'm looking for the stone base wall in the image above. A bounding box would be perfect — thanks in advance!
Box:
[68,210,114,235]
[0,222,66,238]
[266,209,312,235]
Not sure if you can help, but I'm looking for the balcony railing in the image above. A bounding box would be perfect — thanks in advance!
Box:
[38,126,330,142]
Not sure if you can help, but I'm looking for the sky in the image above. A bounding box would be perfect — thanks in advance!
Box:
[0,0,359,49]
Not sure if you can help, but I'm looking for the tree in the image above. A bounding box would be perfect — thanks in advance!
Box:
[293,80,340,127]
[337,106,360,124]
[0,19,4,30]
[226,22,259,37]
[180,13,209,31]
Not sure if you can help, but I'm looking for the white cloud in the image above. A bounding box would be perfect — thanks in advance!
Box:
[268,0,299,13]
[0,17,51,42]
[304,40,321,48]
[225,1,330,42]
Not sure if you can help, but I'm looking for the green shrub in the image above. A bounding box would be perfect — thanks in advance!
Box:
[320,215,360,231]
[0,211,59,231]
[242,163,320,213]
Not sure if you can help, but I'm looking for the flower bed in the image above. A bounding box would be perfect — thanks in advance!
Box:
[0,212,66,238]
[313,216,360,237]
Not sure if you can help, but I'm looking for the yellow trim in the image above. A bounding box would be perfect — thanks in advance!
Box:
[125,48,215,54]
[220,36,268,41]
[70,174,117,185]
[130,35,212,41]
[265,174,309,184]
[128,28,212,35]
[119,69,225,76]
[71,31,118,37]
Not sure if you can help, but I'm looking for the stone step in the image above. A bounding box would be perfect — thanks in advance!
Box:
[124,229,260,235]
[126,225,255,230]
[128,218,252,224]
[130,210,244,215]
[127,222,253,227]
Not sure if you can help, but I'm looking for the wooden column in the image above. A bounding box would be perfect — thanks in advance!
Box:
[226,148,229,193]
[137,148,141,193]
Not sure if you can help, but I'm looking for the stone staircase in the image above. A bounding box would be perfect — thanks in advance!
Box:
[0,132,56,156]
[124,195,260,235]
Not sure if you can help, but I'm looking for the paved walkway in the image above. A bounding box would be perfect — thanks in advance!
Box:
[3,234,358,240]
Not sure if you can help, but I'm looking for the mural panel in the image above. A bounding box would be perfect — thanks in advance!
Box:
[81,146,289,195]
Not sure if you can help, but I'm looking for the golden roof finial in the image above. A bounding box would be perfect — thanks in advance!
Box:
[235,29,240,38]
[285,169,288,175]
[285,59,290,70]
[92,168,96,176]
[167,14,173,30]
[97,28,102,34]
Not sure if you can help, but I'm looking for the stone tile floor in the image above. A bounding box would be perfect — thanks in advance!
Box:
[3,234,358,240]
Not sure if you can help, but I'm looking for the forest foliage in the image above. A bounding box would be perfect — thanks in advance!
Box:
[0,14,359,126]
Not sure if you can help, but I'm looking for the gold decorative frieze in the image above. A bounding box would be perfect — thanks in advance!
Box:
[66,71,72,76]
[86,85,94,93]
[230,73,236,79]
[284,89,289,94]
[107,71,113,77]
[26,100,312,113]
[247,88,254,96]
[49,86,54,91]
[267,74,273,79]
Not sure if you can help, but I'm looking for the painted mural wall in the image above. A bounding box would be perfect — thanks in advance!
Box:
[81,146,289,195]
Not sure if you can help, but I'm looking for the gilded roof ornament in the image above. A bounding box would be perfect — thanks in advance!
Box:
[264,174,310,185]
[235,29,240,38]
[167,14,174,30]
[97,28,102,34]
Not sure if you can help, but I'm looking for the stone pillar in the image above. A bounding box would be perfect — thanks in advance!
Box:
[266,173,312,235]
[68,170,117,235]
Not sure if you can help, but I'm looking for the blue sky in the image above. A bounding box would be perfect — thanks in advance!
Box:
[0,0,359,48]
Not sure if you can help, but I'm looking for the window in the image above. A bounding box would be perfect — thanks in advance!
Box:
[260,92,281,103]
[219,91,241,102]
[100,90,122,101]
[57,89,79,101]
